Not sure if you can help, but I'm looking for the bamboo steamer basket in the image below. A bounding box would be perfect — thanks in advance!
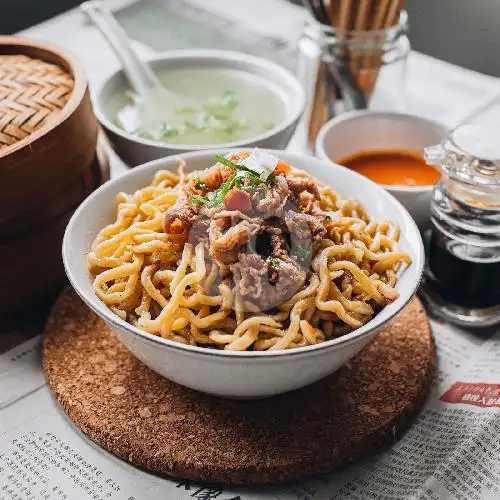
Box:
[0,149,108,314]
[0,36,103,314]
[0,36,98,226]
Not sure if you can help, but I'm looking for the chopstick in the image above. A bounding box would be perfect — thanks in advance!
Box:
[355,0,371,30]
[373,0,392,30]
[338,0,353,31]
[385,0,403,29]
[307,0,403,31]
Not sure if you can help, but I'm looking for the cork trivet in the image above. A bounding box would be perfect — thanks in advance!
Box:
[42,288,434,485]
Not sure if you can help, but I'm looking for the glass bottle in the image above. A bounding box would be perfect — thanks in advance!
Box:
[422,124,500,327]
[297,10,410,151]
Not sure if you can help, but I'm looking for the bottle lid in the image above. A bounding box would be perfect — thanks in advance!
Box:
[452,124,500,161]
[425,124,500,209]
[425,124,500,188]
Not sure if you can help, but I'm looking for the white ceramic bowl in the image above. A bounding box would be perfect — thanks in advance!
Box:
[63,149,424,399]
[94,49,305,166]
[315,111,448,230]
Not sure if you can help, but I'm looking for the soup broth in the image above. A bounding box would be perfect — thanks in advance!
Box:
[338,149,441,186]
[112,67,286,146]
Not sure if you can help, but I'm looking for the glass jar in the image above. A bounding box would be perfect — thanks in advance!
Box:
[297,10,410,151]
[422,124,500,327]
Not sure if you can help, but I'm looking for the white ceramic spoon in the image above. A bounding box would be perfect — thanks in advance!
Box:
[81,0,198,131]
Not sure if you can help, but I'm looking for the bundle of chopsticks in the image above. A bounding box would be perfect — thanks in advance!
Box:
[304,0,403,32]
[304,0,404,146]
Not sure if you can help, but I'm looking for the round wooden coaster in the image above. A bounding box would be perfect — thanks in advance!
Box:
[42,288,434,486]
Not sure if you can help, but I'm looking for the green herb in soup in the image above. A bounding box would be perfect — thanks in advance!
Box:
[112,68,285,146]
[120,90,268,143]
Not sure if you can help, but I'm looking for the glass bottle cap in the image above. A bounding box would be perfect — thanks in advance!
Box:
[451,124,500,162]
[425,124,500,209]
[425,124,500,189]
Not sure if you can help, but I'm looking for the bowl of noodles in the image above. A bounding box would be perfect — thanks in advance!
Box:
[63,149,424,399]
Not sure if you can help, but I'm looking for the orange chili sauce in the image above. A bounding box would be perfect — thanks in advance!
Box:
[338,149,441,187]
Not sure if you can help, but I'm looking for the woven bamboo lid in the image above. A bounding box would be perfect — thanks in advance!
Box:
[0,54,74,150]
[0,36,98,225]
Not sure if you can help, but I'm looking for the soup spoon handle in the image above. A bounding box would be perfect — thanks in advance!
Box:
[80,0,160,98]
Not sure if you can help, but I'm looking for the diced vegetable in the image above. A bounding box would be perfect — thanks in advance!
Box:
[224,189,251,212]
[194,151,282,208]
[229,151,250,162]
[275,160,291,175]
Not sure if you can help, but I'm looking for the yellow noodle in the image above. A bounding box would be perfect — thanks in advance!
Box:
[89,163,411,351]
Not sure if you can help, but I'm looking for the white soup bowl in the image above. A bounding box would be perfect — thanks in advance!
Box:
[316,111,447,230]
[94,50,305,166]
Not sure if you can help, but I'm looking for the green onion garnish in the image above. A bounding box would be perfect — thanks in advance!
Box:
[214,154,274,186]
[214,154,240,171]
[192,195,208,205]
[292,245,311,265]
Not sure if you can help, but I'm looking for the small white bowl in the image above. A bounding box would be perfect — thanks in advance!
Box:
[315,111,448,230]
[94,49,305,166]
[63,149,424,399]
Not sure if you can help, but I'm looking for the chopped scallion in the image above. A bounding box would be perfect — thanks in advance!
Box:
[292,245,311,265]
[192,195,208,205]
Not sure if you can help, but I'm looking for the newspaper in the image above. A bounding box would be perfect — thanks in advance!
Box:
[1,314,500,500]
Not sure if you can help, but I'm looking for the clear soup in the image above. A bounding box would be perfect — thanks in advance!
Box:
[112,67,286,146]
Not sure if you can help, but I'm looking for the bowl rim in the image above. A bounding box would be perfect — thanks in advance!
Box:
[63,148,425,359]
[93,49,305,151]
[0,35,89,160]
[315,109,447,194]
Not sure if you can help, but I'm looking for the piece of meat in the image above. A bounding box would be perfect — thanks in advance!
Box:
[231,253,267,300]
[224,189,251,212]
[257,217,290,260]
[201,168,222,190]
[163,201,197,242]
[287,177,320,200]
[214,210,263,223]
[287,177,320,212]
[284,209,326,253]
[231,252,306,311]
[208,218,260,265]
[270,232,290,260]
[251,174,290,217]
[244,217,288,260]
[273,254,306,301]
[298,191,317,214]
[188,216,211,246]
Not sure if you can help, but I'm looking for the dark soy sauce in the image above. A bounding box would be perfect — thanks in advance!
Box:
[428,231,500,309]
